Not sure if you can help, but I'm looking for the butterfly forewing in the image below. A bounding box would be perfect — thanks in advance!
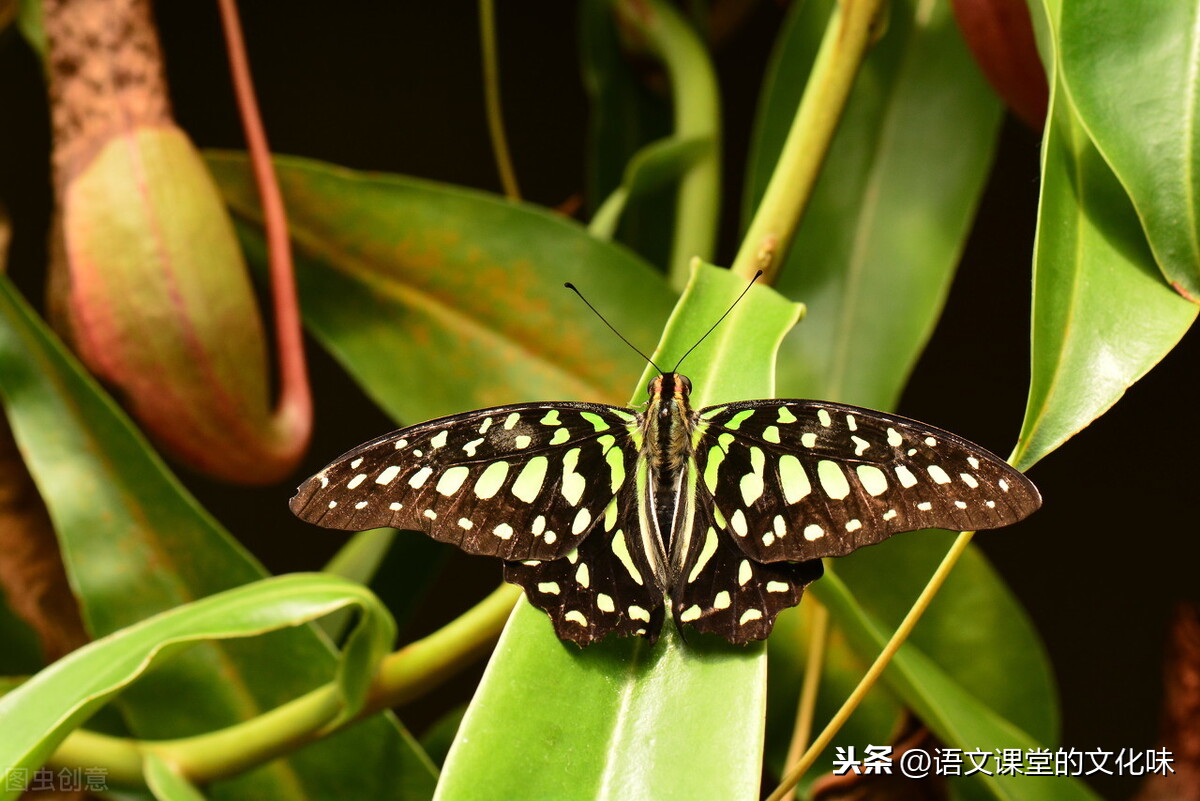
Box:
[692,400,1041,564]
[290,402,639,562]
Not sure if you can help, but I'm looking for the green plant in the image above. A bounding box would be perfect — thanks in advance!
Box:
[0,1,1196,800]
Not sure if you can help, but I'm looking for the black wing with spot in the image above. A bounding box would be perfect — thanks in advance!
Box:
[692,400,1041,564]
[290,402,638,562]
[503,458,666,646]
[670,472,824,644]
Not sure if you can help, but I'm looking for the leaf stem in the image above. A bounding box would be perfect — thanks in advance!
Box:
[731,0,887,284]
[479,0,522,201]
[780,600,830,801]
[217,0,313,466]
[47,584,521,788]
[613,0,721,290]
[765,531,976,801]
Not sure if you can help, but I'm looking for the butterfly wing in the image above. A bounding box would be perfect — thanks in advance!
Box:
[290,402,639,563]
[668,464,824,643]
[691,400,1041,564]
[503,453,667,646]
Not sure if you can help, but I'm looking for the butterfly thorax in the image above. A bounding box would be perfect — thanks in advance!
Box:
[642,373,698,555]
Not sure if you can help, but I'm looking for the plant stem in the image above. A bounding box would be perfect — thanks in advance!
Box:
[479,0,522,201]
[613,0,720,290]
[48,584,521,787]
[781,600,830,801]
[731,0,887,284]
[764,531,977,801]
[217,0,313,461]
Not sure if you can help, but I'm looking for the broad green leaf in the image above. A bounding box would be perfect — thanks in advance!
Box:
[746,0,1002,411]
[206,152,675,422]
[812,570,1103,801]
[0,275,437,800]
[0,575,392,800]
[1013,15,1198,471]
[837,532,1057,743]
[436,263,803,801]
[766,531,1059,794]
[1058,0,1200,302]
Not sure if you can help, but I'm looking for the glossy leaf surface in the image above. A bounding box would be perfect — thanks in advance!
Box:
[207,152,675,422]
[1059,0,1200,301]
[1013,30,1198,471]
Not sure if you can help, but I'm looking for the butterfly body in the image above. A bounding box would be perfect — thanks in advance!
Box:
[291,373,1040,646]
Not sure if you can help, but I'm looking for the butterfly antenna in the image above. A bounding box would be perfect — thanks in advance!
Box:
[564,282,664,374]
[672,270,763,372]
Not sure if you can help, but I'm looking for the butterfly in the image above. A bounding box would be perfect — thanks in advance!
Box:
[289,370,1040,646]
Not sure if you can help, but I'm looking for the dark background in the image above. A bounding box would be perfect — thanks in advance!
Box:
[2,3,1197,799]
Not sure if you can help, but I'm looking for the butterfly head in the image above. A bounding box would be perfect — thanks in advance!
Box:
[648,372,693,416]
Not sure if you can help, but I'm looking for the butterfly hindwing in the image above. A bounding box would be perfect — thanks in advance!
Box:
[670,469,823,643]
[504,465,667,646]
[290,402,639,562]
[692,400,1041,564]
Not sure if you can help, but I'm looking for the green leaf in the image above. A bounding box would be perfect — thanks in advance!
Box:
[746,0,1002,411]
[1012,23,1198,471]
[1058,0,1200,301]
[435,263,803,801]
[812,570,1103,801]
[206,152,675,422]
[767,533,1059,794]
[837,533,1057,743]
[0,275,436,800]
[0,575,392,800]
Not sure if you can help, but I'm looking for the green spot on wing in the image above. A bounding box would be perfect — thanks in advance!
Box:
[605,444,626,492]
[610,530,643,585]
[778,454,810,504]
[703,446,726,493]
[725,409,755,430]
[580,412,610,431]
[511,457,548,503]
